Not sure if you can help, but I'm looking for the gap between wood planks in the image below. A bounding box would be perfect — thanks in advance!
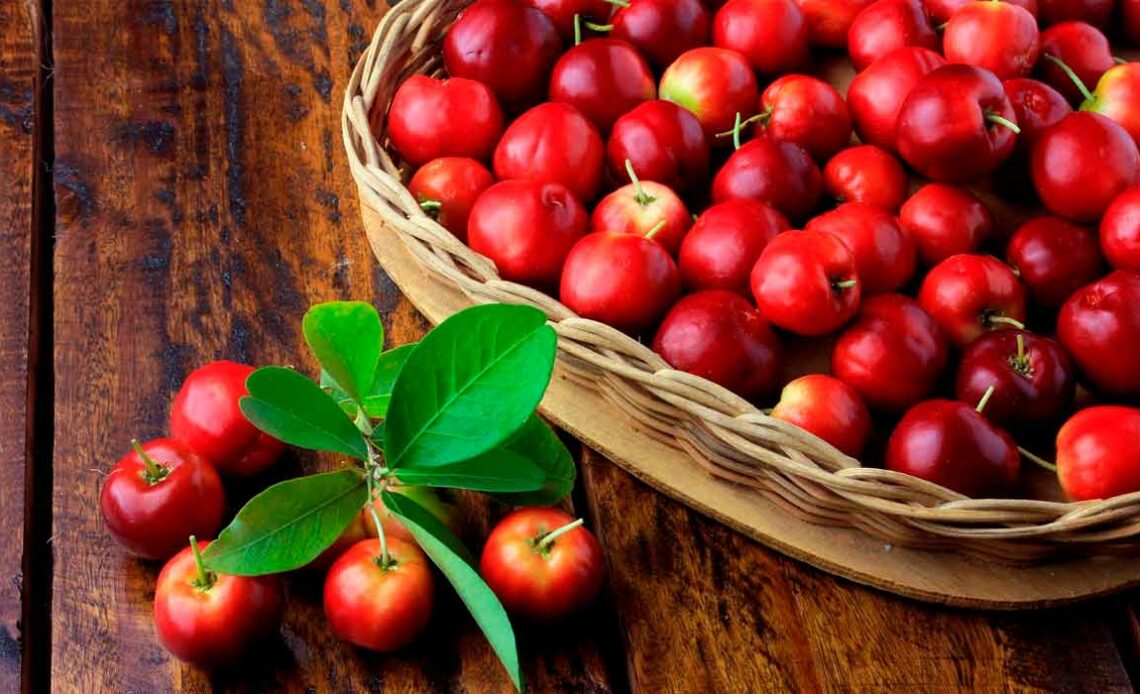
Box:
[23,0,52,691]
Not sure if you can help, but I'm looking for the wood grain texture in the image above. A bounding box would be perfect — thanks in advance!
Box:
[50,1,615,690]
[0,0,39,690]
[581,451,1134,693]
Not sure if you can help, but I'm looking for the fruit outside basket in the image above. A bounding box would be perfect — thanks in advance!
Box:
[341,0,1140,609]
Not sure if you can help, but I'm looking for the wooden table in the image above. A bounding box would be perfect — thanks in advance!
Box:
[2,0,1138,690]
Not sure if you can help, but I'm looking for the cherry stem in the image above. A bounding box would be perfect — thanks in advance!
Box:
[1019,446,1057,473]
[419,199,442,212]
[584,21,613,31]
[537,518,585,551]
[714,112,765,150]
[1016,333,1026,362]
[604,0,629,6]
[625,159,655,207]
[1042,53,1093,102]
[988,314,1025,329]
[984,110,1021,134]
[131,439,169,484]
[834,279,858,289]
[645,220,667,239]
[573,13,583,46]
[189,536,215,591]
[364,442,392,568]
[1115,56,1128,65]
[975,384,996,414]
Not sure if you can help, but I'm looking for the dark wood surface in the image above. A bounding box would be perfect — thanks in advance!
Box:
[0,0,1126,691]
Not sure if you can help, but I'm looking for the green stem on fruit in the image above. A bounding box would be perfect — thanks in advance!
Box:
[645,219,667,239]
[975,384,996,414]
[537,518,585,551]
[189,536,216,591]
[364,442,392,569]
[1016,332,1026,361]
[132,439,170,485]
[625,158,656,207]
[834,279,858,289]
[604,0,629,6]
[419,199,442,220]
[714,111,768,150]
[584,21,613,31]
[573,13,583,46]
[935,21,948,31]
[1115,56,1128,65]
[1019,446,1057,473]
[1042,53,1094,102]
[984,110,1021,134]
[987,314,1025,329]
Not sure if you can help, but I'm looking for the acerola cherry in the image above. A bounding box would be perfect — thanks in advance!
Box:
[832,294,950,411]
[100,439,225,561]
[847,0,939,73]
[823,145,908,212]
[1038,0,1111,28]
[480,508,605,620]
[1006,216,1104,308]
[386,76,504,167]
[751,229,861,336]
[607,100,710,194]
[324,538,434,651]
[1057,406,1140,501]
[171,361,285,476]
[943,2,1039,80]
[679,199,790,295]
[549,38,656,133]
[1057,270,1140,397]
[467,180,588,291]
[918,254,1027,347]
[408,157,494,242]
[154,539,283,668]
[846,46,947,150]
[924,0,1037,24]
[712,139,822,222]
[771,374,872,457]
[1030,112,1140,223]
[1036,22,1114,104]
[1100,187,1140,272]
[525,0,612,40]
[896,64,1020,183]
[713,0,810,77]
[1002,78,1072,154]
[493,102,605,202]
[652,290,782,400]
[885,394,1019,497]
[560,232,681,335]
[1080,63,1140,149]
[442,0,561,106]
[754,75,853,162]
[956,329,1075,425]
[610,0,711,69]
[659,47,759,139]
[900,184,993,266]
[797,0,876,48]
[591,163,692,255]
[804,203,916,295]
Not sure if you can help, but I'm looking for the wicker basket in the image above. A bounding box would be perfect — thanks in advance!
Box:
[340,0,1140,570]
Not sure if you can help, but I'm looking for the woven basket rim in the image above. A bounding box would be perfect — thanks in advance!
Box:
[339,0,1140,563]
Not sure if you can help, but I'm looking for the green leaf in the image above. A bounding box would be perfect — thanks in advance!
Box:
[382,489,523,691]
[394,448,547,492]
[491,415,577,506]
[384,304,557,469]
[204,470,368,575]
[303,302,383,404]
[321,343,416,419]
[241,366,368,460]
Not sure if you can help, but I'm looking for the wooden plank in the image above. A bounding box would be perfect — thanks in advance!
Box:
[0,0,40,690]
[50,1,617,690]
[581,451,1134,692]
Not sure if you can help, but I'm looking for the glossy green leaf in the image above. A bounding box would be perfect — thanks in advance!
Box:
[384,304,557,469]
[303,301,383,404]
[382,489,522,691]
[321,343,416,419]
[394,448,547,492]
[204,470,368,575]
[490,415,576,506]
[241,366,368,460]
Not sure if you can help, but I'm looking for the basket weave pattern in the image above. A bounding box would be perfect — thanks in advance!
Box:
[341,0,1140,563]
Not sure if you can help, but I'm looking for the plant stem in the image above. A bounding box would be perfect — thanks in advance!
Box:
[537,518,585,550]
[645,219,667,239]
[984,110,1021,134]
[975,384,996,414]
[1019,446,1057,472]
[624,159,655,206]
[132,439,169,484]
[731,112,743,150]
[573,13,582,46]
[1042,53,1094,101]
[189,536,214,591]
[584,21,613,31]
[988,314,1025,329]
[364,442,392,568]
[604,0,629,6]
[834,279,858,289]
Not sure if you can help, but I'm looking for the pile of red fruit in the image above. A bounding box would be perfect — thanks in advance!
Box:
[384,0,1140,501]
[100,361,605,668]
